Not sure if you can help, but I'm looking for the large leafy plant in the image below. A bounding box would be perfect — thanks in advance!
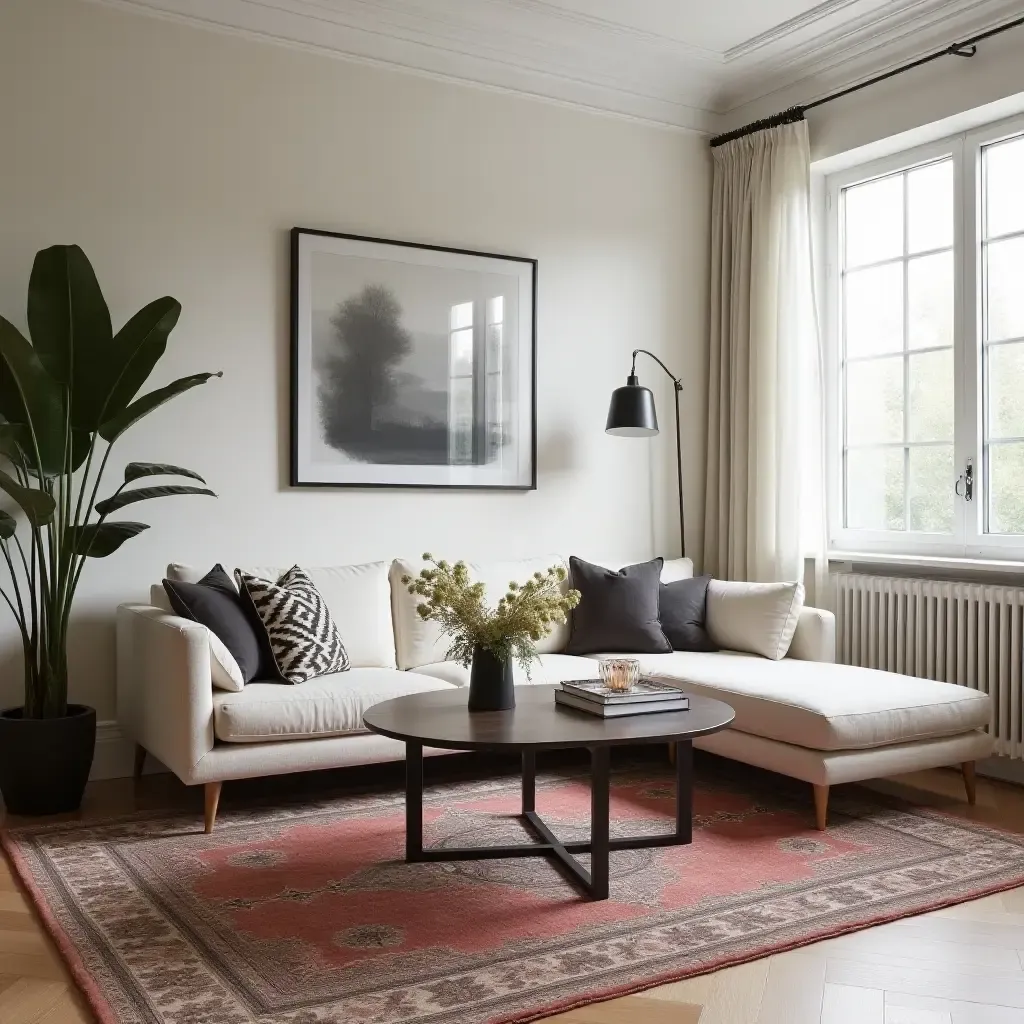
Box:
[0,245,220,719]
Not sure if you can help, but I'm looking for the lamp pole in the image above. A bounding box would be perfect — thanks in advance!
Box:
[606,348,685,558]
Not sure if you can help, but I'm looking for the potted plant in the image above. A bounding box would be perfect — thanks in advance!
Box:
[402,554,580,711]
[0,244,220,815]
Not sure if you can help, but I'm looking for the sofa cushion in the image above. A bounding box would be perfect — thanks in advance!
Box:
[706,580,804,660]
[414,653,599,688]
[167,561,397,669]
[590,651,991,751]
[236,566,350,684]
[660,576,717,652]
[565,557,672,655]
[163,564,265,687]
[213,667,453,743]
[390,555,572,669]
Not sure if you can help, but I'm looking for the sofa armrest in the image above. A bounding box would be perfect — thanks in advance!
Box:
[116,603,215,783]
[786,605,836,663]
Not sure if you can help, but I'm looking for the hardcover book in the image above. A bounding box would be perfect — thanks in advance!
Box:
[554,688,689,718]
[560,678,686,705]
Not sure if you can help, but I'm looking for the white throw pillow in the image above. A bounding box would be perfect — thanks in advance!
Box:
[151,583,244,691]
[246,562,396,669]
[208,632,245,692]
[706,580,805,661]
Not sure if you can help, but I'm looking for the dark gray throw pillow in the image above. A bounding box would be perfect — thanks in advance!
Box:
[564,556,672,655]
[163,564,274,684]
[660,576,717,652]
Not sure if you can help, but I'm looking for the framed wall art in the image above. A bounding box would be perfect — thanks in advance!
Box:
[291,228,537,489]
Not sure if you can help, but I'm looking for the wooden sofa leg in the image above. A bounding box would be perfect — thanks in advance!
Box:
[813,784,829,831]
[962,761,977,806]
[133,743,146,780]
[204,782,223,834]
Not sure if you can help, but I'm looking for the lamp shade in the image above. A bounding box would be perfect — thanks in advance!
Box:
[605,375,659,436]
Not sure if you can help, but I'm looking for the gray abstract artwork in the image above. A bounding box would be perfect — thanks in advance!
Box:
[292,231,535,488]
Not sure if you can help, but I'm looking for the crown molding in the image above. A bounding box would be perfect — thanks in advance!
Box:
[719,0,1023,115]
[91,0,720,131]
[725,0,869,61]
[83,0,1024,137]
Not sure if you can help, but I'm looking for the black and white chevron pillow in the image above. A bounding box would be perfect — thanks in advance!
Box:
[236,566,349,683]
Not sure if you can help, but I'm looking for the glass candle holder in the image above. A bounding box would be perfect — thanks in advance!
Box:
[599,658,640,692]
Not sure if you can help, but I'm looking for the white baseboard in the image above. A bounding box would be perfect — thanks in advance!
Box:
[976,755,1024,787]
[92,721,168,780]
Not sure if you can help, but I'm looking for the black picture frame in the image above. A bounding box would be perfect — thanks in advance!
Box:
[290,227,537,490]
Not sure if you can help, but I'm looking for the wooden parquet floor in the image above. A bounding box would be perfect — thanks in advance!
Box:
[3,763,1024,1023]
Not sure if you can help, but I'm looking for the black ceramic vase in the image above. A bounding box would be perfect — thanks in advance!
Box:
[468,645,515,712]
[0,704,97,815]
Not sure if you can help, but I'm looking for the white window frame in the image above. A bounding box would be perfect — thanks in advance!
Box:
[824,113,1024,561]
[964,113,1024,556]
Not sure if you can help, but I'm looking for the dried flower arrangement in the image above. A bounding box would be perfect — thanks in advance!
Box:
[402,554,581,672]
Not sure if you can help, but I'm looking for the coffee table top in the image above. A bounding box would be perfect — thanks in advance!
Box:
[363,684,735,752]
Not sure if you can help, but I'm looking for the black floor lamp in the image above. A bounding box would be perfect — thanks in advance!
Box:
[605,349,685,558]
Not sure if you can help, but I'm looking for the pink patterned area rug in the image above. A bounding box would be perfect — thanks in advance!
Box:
[5,761,1024,1024]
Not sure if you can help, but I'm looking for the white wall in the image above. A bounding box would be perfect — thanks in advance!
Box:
[0,0,711,720]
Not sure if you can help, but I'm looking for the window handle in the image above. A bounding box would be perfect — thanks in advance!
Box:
[955,460,974,501]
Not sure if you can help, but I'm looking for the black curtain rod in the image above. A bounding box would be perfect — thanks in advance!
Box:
[709,14,1024,148]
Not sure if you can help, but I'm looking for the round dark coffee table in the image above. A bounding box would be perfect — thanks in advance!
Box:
[363,684,734,900]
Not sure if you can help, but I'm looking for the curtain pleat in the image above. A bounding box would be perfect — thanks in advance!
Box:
[702,121,824,583]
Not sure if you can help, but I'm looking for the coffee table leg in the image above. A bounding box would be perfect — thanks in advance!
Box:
[406,740,423,862]
[675,739,693,843]
[522,749,536,814]
[590,745,610,900]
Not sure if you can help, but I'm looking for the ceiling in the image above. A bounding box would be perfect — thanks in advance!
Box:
[98,0,1024,131]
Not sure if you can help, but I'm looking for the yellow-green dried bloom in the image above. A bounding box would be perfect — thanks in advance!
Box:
[402,554,581,674]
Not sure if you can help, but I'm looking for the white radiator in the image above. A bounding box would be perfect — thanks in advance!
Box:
[833,572,1024,759]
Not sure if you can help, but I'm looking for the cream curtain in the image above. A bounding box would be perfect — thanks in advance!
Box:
[703,120,824,583]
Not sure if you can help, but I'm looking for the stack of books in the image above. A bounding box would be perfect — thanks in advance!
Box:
[554,679,689,718]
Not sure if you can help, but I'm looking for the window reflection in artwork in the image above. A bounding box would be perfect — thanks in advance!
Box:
[447,296,507,466]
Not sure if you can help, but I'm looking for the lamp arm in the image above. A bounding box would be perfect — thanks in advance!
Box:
[631,348,683,391]
[629,350,686,558]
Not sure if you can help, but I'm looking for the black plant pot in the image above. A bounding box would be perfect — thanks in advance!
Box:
[0,705,96,816]
[468,646,516,712]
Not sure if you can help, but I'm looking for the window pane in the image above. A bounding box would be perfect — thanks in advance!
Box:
[908,251,953,350]
[985,136,1024,238]
[450,328,473,376]
[448,376,474,465]
[485,372,502,460]
[908,349,953,442]
[909,445,954,532]
[988,341,1024,439]
[989,442,1024,534]
[846,263,903,357]
[450,301,473,330]
[487,295,504,325]
[987,236,1024,342]
[847,357,903,444]
[845,175,903,268]
[847,447,905,531]
[486,323,503,377]
[907,160,953,253]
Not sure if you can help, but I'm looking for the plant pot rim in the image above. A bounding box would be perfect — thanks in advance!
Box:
[1,704,96,721]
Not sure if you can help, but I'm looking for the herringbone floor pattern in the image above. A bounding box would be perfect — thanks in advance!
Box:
[3,765,1024,1023]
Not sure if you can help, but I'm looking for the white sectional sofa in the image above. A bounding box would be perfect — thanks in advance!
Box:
[116,555,992,833]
